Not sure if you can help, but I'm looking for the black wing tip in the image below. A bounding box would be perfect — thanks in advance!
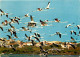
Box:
[48,2,50,3]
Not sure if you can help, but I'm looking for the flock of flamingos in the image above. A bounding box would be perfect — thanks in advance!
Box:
[0,1,80,57]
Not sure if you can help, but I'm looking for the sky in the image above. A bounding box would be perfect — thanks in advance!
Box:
[0,0,80,42]
[0,0,53,1]
[0,0,79,1]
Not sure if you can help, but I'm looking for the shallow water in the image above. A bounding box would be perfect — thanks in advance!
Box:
[1,54,80,57]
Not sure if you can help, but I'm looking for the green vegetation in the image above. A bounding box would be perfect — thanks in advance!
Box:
[0,45,80,55]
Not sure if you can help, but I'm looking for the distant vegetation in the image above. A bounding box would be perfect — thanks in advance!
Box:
[0,44,80,55]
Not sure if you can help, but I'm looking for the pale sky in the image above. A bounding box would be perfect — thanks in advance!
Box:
[0,0,49,1]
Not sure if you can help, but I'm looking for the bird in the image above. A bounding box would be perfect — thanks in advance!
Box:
[25,34,31,41]
[9,22,13,27]
[78,31,80,36]
[27,15,36,27]
[4,20,8,25]
[70,30,73,35]
[24,13,29,17]
[64,42,67,45]
[70,44,75,49]
[54,18,60,22]
[10,18,19,24]
[39,46,48,53]
[40,20,47,26]
[0,9,8,18]
[15,17,20,20]
[32,8,43,12]
[71,37,75,41]
[30,15,34,21]
[79,31,80,34]
[8,29,13,36]
[39,46,44,52]
[73,31,76,35]
[51,32,62,38]
[10,19,15,23]
[31,40,35,46]
[1,20,8,26]
[1,22,5,26]
[37,8,43,11]
[12,47,16,51]
[0,26,3,31]
[45,2,50,9]
[39,46,48,57]
[0,9,5,16]
[0,9,4,13]
[56,32,62,38]
[33,2,51,12]
[40,42,44,46]
[10,25,15,30]
[21,27,29,31]
[1,14,2,16]
[76,25,80,29]
[70,30,76,35]
[7,35,12,39]
[5,13,8,18]
[34,33,41,38]
[65,24,72,28]
[33,36,40,42]
[44,20,48,22]
[53,43,59,47]
[13,31,18,38]
[14,19,19,24]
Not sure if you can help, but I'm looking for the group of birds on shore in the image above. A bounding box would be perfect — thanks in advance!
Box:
[0,1,80,57]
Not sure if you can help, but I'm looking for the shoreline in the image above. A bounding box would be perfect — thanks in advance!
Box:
[0,45,80,55]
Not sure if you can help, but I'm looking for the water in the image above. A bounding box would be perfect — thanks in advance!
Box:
[0,0,80,42]
[1,54,80,57]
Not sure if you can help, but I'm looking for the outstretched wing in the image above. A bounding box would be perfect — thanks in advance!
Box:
[59,33,61,38]
[70,44,75,49]
[30,15,34,21]
[46,2,50,9]
[73,31,76,35]
[0,26,3,31]
[7,35,12,39]
[25,34,28,37]
[71,37,74,40]
[0,9,4,13]
[34,37,40,42]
